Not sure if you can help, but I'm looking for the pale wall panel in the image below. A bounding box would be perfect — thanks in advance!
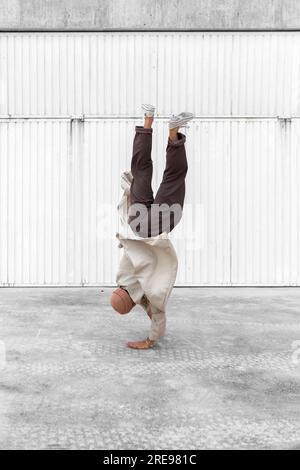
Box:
[0,32,299,286]
[0,32,299,117]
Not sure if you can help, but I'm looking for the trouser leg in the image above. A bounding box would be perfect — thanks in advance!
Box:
[129,130,188,238]
[129,126,154,207]
[154,132,188,207]
[149,132,188,236]
[128,126,155,236]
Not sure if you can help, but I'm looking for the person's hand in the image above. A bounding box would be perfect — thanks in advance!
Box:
[126,337,155,350]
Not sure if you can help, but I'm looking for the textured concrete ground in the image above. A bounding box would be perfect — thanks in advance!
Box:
[0,287,300,450]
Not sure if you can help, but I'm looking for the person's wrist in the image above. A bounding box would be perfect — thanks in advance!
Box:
[146,337,155,346]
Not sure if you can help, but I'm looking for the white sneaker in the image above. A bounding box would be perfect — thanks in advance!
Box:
[142,104,156,117]
[169,112,194,130]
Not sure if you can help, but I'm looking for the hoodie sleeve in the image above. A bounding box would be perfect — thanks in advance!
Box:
[139,297,166,341]
[148,309,167,341]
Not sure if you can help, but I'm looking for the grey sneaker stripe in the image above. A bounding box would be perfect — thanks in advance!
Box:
[142,104,156,116]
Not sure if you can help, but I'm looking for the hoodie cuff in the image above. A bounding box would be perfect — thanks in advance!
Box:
[148,312,166,341]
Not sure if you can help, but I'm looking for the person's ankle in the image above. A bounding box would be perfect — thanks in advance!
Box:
[144,116,154,129]
[169,129,179,141]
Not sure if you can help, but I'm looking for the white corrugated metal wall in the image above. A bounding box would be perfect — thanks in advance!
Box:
[0,32,299,286]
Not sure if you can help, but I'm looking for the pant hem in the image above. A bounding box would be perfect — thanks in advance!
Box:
[168,132,186,147]
[135,125,153,134]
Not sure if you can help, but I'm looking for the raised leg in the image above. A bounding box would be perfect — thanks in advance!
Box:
[129,124,189,238]
[148,128,188,235]
[154,128,188,208]
[129,116,154,208]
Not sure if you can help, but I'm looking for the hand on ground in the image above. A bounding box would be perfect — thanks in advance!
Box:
[126,338,155,350]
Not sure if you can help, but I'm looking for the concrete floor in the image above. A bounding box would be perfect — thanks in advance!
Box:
[0,287,300,450]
